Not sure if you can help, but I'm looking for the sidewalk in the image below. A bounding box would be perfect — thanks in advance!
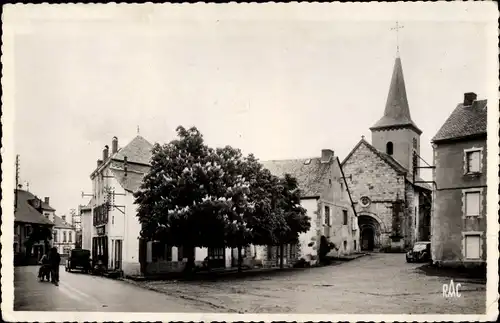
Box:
[125,253,368,282]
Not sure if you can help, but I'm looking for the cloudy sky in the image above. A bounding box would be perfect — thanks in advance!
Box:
[6,3,497,216]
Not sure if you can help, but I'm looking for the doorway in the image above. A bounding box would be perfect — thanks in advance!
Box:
[361,228,375,251]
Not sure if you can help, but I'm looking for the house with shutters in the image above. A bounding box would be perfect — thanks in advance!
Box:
[50,214,76,256]
[341,54,432,252]
[431,92,487,268]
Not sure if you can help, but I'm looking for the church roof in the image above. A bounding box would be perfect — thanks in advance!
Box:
[260,157,338,198]
[112,135,154,165]
[370,57,422,135]
[432,99,487,143]
[341,138,431,191]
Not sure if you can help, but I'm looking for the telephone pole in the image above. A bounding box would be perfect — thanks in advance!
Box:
[15,155,20,212]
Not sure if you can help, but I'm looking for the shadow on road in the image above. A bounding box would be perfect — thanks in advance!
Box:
[417,263,486,283]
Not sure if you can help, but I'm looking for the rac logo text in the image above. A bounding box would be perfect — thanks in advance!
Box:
[442,279,461,298]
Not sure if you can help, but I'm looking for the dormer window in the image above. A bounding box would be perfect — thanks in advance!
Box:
[386,142,394,155]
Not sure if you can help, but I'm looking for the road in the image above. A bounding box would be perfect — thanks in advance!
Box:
[135,253,487,314]
[14,254,487,313]
[14,266,217,312]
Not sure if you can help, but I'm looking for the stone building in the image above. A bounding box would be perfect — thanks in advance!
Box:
[342,55,432,252]
[252,149,359,267]
[50,214,76,256]
[431,92,487,268]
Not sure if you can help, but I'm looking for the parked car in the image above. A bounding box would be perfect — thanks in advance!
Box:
[406,241,431,263]
[65,248,92,273]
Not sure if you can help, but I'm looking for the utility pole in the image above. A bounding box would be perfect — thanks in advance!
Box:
[15,155,20,212]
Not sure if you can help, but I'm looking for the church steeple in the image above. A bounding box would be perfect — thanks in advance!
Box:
[370,56,421,135]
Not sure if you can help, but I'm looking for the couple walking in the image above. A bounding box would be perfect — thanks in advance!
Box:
[38,247,61,285]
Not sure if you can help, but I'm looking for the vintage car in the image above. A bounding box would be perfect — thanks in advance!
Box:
[65,248,92,273]
[406,241,431,263]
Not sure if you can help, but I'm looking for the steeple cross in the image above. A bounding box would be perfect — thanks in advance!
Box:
[390,21,404,55]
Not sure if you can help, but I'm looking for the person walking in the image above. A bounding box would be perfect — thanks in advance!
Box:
[48,247,61,285]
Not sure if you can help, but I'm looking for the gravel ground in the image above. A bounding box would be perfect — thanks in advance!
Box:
[128,253,487,314]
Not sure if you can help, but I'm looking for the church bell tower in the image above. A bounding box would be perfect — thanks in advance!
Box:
[369,55,422,175]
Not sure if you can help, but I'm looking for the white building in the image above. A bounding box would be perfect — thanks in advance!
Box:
[88,135,153,276]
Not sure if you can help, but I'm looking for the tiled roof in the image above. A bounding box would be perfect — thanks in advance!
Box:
[432,100,487,142]
[112,135,153,165]
[111,168,147,193]
[52,214,73,229]
[41,201,55,211]
[15,190,54,225]
[370,57,422,135]
[260,157,333,198]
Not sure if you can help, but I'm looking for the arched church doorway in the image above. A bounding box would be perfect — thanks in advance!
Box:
[358,214,382,252]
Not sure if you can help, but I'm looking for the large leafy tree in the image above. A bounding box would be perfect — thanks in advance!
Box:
[135,125,311,272]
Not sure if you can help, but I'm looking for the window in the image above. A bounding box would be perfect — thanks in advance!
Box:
[413,138,418,149]
[466,150,481,173]
[63,231,67,242]
[324,206,331,226]
[343,241,347,250]
[465,191,480,216]
[464,235,481,259]
[69,231,72,243]
[386,142,394,155]
[343,210,348,225]
[53,231,58,242]
[354,240,357,251]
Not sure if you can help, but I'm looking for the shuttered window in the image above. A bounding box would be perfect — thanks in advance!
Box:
[465,192,480,216]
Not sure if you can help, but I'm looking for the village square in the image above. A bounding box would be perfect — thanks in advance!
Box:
[5,3,494,319]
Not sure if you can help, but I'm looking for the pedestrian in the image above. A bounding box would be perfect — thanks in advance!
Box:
[38,252,51,281]
[48,247,61,285]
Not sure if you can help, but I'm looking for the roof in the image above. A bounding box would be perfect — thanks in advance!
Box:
[41,201,55,212]
[432,100,487,143]
[260,157,335,198]
[14,190,54,226]
[112,135,153,165]
[110,168,146,193]
[370,57,422,135]
[342,138,432,191]
[52,214,73,229]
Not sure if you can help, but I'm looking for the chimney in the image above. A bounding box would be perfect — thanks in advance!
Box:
[97,159,103,167]
[112,136,118,154]
[103,145,109,160]
[321,149,334,163]
[464,92,477,106]
[61,215,66,222]
[44,197,49,205]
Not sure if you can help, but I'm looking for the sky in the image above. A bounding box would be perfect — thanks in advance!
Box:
[7,3,497,217]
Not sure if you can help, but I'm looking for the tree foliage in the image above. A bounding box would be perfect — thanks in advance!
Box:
[134,126,311,254]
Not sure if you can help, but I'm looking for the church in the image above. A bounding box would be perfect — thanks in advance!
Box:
[341,54,432,252]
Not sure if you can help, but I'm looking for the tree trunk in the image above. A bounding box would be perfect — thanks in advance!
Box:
[279,244,284,269]
[184,245,195,275]
[237,246,242,272]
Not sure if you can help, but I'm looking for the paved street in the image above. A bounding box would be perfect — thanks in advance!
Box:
[14,254,486,313]
[14,266,217,312]
[133,253,487,314]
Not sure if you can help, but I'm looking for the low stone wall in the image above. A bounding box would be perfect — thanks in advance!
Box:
[145,260,187,275]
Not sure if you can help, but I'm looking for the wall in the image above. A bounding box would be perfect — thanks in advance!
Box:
[432,138,487,267]
[343,142,406,250]
[121,190,142,275]
[81,208,92,250]
[371,128,420,173]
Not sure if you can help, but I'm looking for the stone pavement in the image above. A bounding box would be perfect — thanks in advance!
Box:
[127,253,487,314]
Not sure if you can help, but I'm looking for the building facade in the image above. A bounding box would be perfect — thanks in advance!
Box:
[88,135,153,276]
[254,149,360,267]
[14,190,55,265]
[342,55,432,252]
[50,214,76,256]
[431,93,487,268]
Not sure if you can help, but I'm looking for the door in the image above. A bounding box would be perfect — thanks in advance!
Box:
[361,228,374,251]
[208,247,225,268]
[114,240,122,270]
